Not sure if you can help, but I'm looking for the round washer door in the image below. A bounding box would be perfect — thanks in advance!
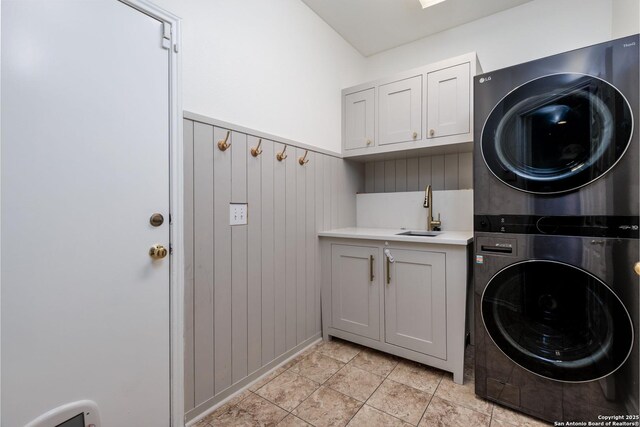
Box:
[481,260,633,382]
[481,73,633,194]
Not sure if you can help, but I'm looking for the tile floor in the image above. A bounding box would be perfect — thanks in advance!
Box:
[195,339,550,427]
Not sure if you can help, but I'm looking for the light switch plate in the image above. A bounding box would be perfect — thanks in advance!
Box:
[230,203,248,225]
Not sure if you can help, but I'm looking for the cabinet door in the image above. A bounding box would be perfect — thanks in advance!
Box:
[344,88,375,150]
[331,244,380,340]
[427,62,470,139]
[385,249,446,359]
[378,76,422,145]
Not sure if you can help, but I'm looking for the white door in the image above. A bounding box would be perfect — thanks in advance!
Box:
[2,1,171,426]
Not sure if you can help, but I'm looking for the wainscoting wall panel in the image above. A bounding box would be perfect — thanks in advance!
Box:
[183,113,363,422]
[363,152,473,193]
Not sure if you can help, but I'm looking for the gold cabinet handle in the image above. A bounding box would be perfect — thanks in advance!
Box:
[250,138,263,157]
[412,131,418,139]
[370,255,375,282]
[386,255,391,284]
[217,130,231,151]
[149,244,168,260]
[366,139,372,146]
[634,262,640,276]
[384,249,394,284]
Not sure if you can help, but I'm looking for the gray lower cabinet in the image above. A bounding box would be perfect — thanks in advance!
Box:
[331,244,379,340]
[384,249,446,359]
[321,237,470,384]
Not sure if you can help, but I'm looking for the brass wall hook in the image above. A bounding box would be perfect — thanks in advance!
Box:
[250,138,263,157]
[276,145,288,161]
[298,150,309,166]
[217,130,231,151]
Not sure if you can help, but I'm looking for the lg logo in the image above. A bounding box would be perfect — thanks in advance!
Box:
[479,76,492,83]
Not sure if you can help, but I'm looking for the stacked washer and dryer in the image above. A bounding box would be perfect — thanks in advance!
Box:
[473,35,639,423]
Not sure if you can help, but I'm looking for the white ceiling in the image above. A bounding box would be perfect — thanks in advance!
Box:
[301,0,534,57]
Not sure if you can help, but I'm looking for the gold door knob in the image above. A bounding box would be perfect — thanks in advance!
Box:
[366,139,372,146]
[412,131,418,139]
[634,262,640,276]
[149,244,168,260]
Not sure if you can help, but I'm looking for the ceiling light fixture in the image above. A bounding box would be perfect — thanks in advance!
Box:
[418,0,447,8]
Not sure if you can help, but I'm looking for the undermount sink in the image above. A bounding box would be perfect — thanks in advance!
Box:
[396,230,442,237]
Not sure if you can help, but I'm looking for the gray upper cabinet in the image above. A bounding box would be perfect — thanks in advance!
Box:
[384,248,446,359]
[340,52,481,160]
[427,63,470,140]
[331,244,380,340]
[344,88,375,150]
[378,76,422,146]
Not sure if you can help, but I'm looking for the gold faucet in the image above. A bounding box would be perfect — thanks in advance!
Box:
[423,185,442,231]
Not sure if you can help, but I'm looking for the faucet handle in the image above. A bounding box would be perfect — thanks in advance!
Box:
[431,213,442,231]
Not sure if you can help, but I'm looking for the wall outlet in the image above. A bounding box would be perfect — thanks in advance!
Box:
[229,203,248,225]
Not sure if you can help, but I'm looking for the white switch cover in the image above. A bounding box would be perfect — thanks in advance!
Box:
[230,203,248,225]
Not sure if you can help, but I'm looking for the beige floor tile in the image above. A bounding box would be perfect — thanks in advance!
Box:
[347,405,413,427]
[277,343,322,372]
[434,375,493,416]
[387,359,444,394]
[249,367,287,392]
[367,379,432,425]
[293,386,363,427]
[236,393,289,424]
[492,403,551,427]
[299,341,324,357]
[290,351,345,383]
[206,405,254,426]
[278,414,313,426]
[256,370,319,411]
[490,418,517,427]
[198,389,253,425]
[349,349,398,377]
[325,364,384,402]
[207,393,288,426]
[192,418,210,427]
[316,338,362,363]
[419,396,490,427]
[281,353,308,371]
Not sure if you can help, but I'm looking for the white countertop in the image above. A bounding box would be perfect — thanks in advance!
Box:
[318,227,473,245]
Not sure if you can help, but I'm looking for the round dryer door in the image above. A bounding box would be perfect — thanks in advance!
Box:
[481,73,633,194]
[481,260,633,382]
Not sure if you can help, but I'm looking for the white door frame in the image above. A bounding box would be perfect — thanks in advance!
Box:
[117,1,184,425]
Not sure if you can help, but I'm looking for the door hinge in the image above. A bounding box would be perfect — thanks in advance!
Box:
[162,22,171,50]
[169,244,173,255]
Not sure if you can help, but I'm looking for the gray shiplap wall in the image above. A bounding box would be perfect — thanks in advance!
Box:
[183,117,363,421]
[363,152,473,193]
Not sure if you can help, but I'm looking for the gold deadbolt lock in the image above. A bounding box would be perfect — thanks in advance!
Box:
[150,213,164,227]
[149,244,168,260]
[634,262,640,276]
